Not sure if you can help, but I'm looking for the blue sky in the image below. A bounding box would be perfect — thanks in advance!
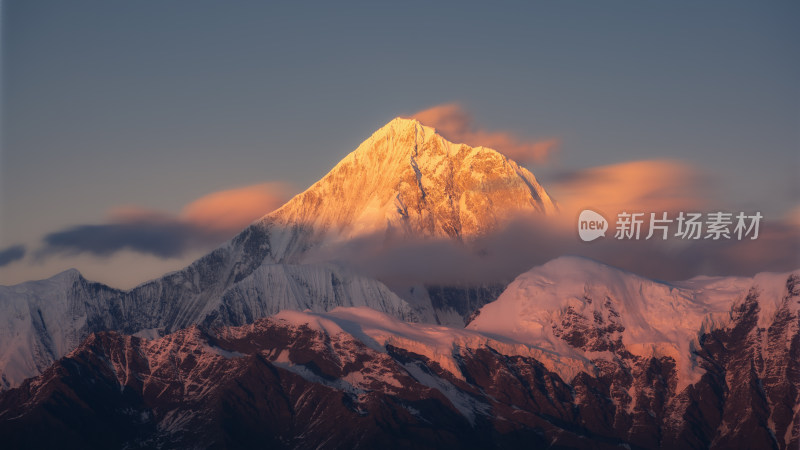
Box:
[1,1,798,286]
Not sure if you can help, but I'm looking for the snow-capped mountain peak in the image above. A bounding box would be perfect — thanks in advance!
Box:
[260,117,556,261]
[467,256,798,390]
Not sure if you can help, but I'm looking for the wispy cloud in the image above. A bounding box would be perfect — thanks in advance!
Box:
[40,183,292,259]
[179,182,290,233]
[0,245,26,268]
[548,159,710,219]
[42,221,196,259]
[411,103,559,164]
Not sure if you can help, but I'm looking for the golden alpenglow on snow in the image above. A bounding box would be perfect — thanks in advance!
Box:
[261,118,556,259]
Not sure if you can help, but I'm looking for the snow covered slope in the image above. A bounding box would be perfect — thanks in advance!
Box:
[0,263,414,390]
[468,256,796,389]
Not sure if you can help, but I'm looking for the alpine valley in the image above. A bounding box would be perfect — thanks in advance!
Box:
[0,119,797,449]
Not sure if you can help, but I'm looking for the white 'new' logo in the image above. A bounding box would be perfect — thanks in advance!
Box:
[578,209,607,242]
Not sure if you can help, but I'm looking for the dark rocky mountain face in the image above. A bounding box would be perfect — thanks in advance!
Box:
[1,274,797,449]
[684,276,800,450]
[427,283,506,323]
